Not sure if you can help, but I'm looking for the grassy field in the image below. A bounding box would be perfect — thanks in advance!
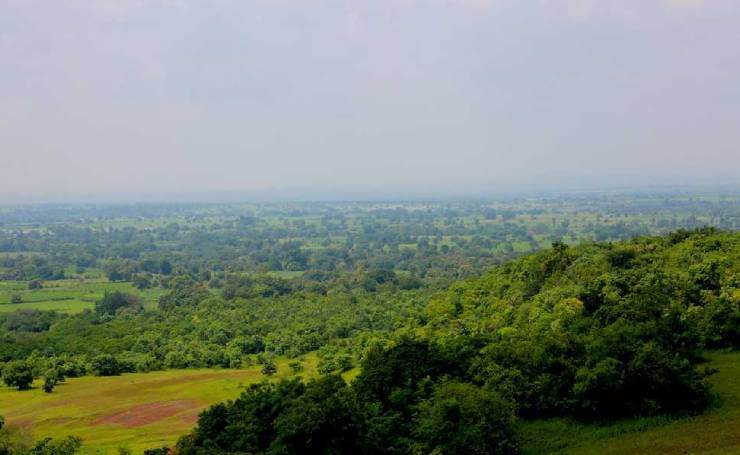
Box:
[0,280,164,314]
[519,350,740,454]
[0,355,321,454]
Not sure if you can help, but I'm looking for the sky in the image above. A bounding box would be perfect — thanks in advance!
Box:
[0,0,739,200]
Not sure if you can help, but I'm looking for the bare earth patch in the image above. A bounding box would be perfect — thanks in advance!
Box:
[93,400,201,427]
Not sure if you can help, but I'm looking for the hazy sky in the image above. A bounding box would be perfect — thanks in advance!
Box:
[1,0,739,198]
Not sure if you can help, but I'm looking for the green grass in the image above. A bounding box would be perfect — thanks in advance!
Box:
[0,355,320,454]
[0,299,93,313]
[519,350,740,454]
[0,280,165,313]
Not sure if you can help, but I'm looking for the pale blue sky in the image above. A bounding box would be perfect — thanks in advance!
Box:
[1,0,738,198]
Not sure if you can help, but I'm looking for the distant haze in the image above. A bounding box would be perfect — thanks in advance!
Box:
[1,0,739,200]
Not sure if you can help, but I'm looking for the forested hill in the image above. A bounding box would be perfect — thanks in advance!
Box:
[176,228,740,454]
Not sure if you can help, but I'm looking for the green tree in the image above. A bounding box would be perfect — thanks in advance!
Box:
[28,435,82,454]
[413,381,518,455]
[42,377,56,394]
[261,360,277,377]
[95,292,141,316]
[271,376,361,454]
[91,355,123,376]
[2,361,34,390]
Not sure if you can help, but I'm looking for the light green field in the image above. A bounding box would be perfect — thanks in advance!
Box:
[0,299,93,313]
[520,351,740,454]
[0,355,320,454]
[0,280,165,313]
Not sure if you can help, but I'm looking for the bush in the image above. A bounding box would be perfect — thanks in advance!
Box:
[91,355,123,376]
[42,376,56,393]
[261,360,277,376]
[29,436,82,454]
[2,361,34,390]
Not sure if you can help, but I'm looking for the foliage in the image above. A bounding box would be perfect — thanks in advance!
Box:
[177,376,363,455]
[413,381,518,455]
[94,292,141,316]
[261,360,277,376]
[90,355,123,376]
[0,422,81,455]
[2,310,58,333]
[42,377,55,394]
[2,361,34,391]
[27,436,82,455]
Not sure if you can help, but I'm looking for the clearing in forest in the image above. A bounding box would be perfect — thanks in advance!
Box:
[0,355,319,454]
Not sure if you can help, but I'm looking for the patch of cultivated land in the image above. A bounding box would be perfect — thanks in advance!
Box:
[0,279,165,313]
[520,351,740,454]
[0,355,319,454]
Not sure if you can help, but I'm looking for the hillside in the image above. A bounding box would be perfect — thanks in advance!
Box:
[174,229,740,454]
[520,350,740,454]
[2,228,739,453]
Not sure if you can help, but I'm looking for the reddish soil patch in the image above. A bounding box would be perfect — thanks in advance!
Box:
[93,400,200,428]
[178,412,200,426]
[12,419,34,430]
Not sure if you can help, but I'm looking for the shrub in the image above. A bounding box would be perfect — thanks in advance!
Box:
[2,361,34,390]
[261,361,277,376]
[91,355,123,376]
[42,377,56,393]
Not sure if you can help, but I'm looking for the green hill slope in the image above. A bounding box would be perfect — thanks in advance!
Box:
[520,350,740,454]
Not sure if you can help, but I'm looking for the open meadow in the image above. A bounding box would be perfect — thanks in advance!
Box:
[0,355,321,453]
[0,280,164,314]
